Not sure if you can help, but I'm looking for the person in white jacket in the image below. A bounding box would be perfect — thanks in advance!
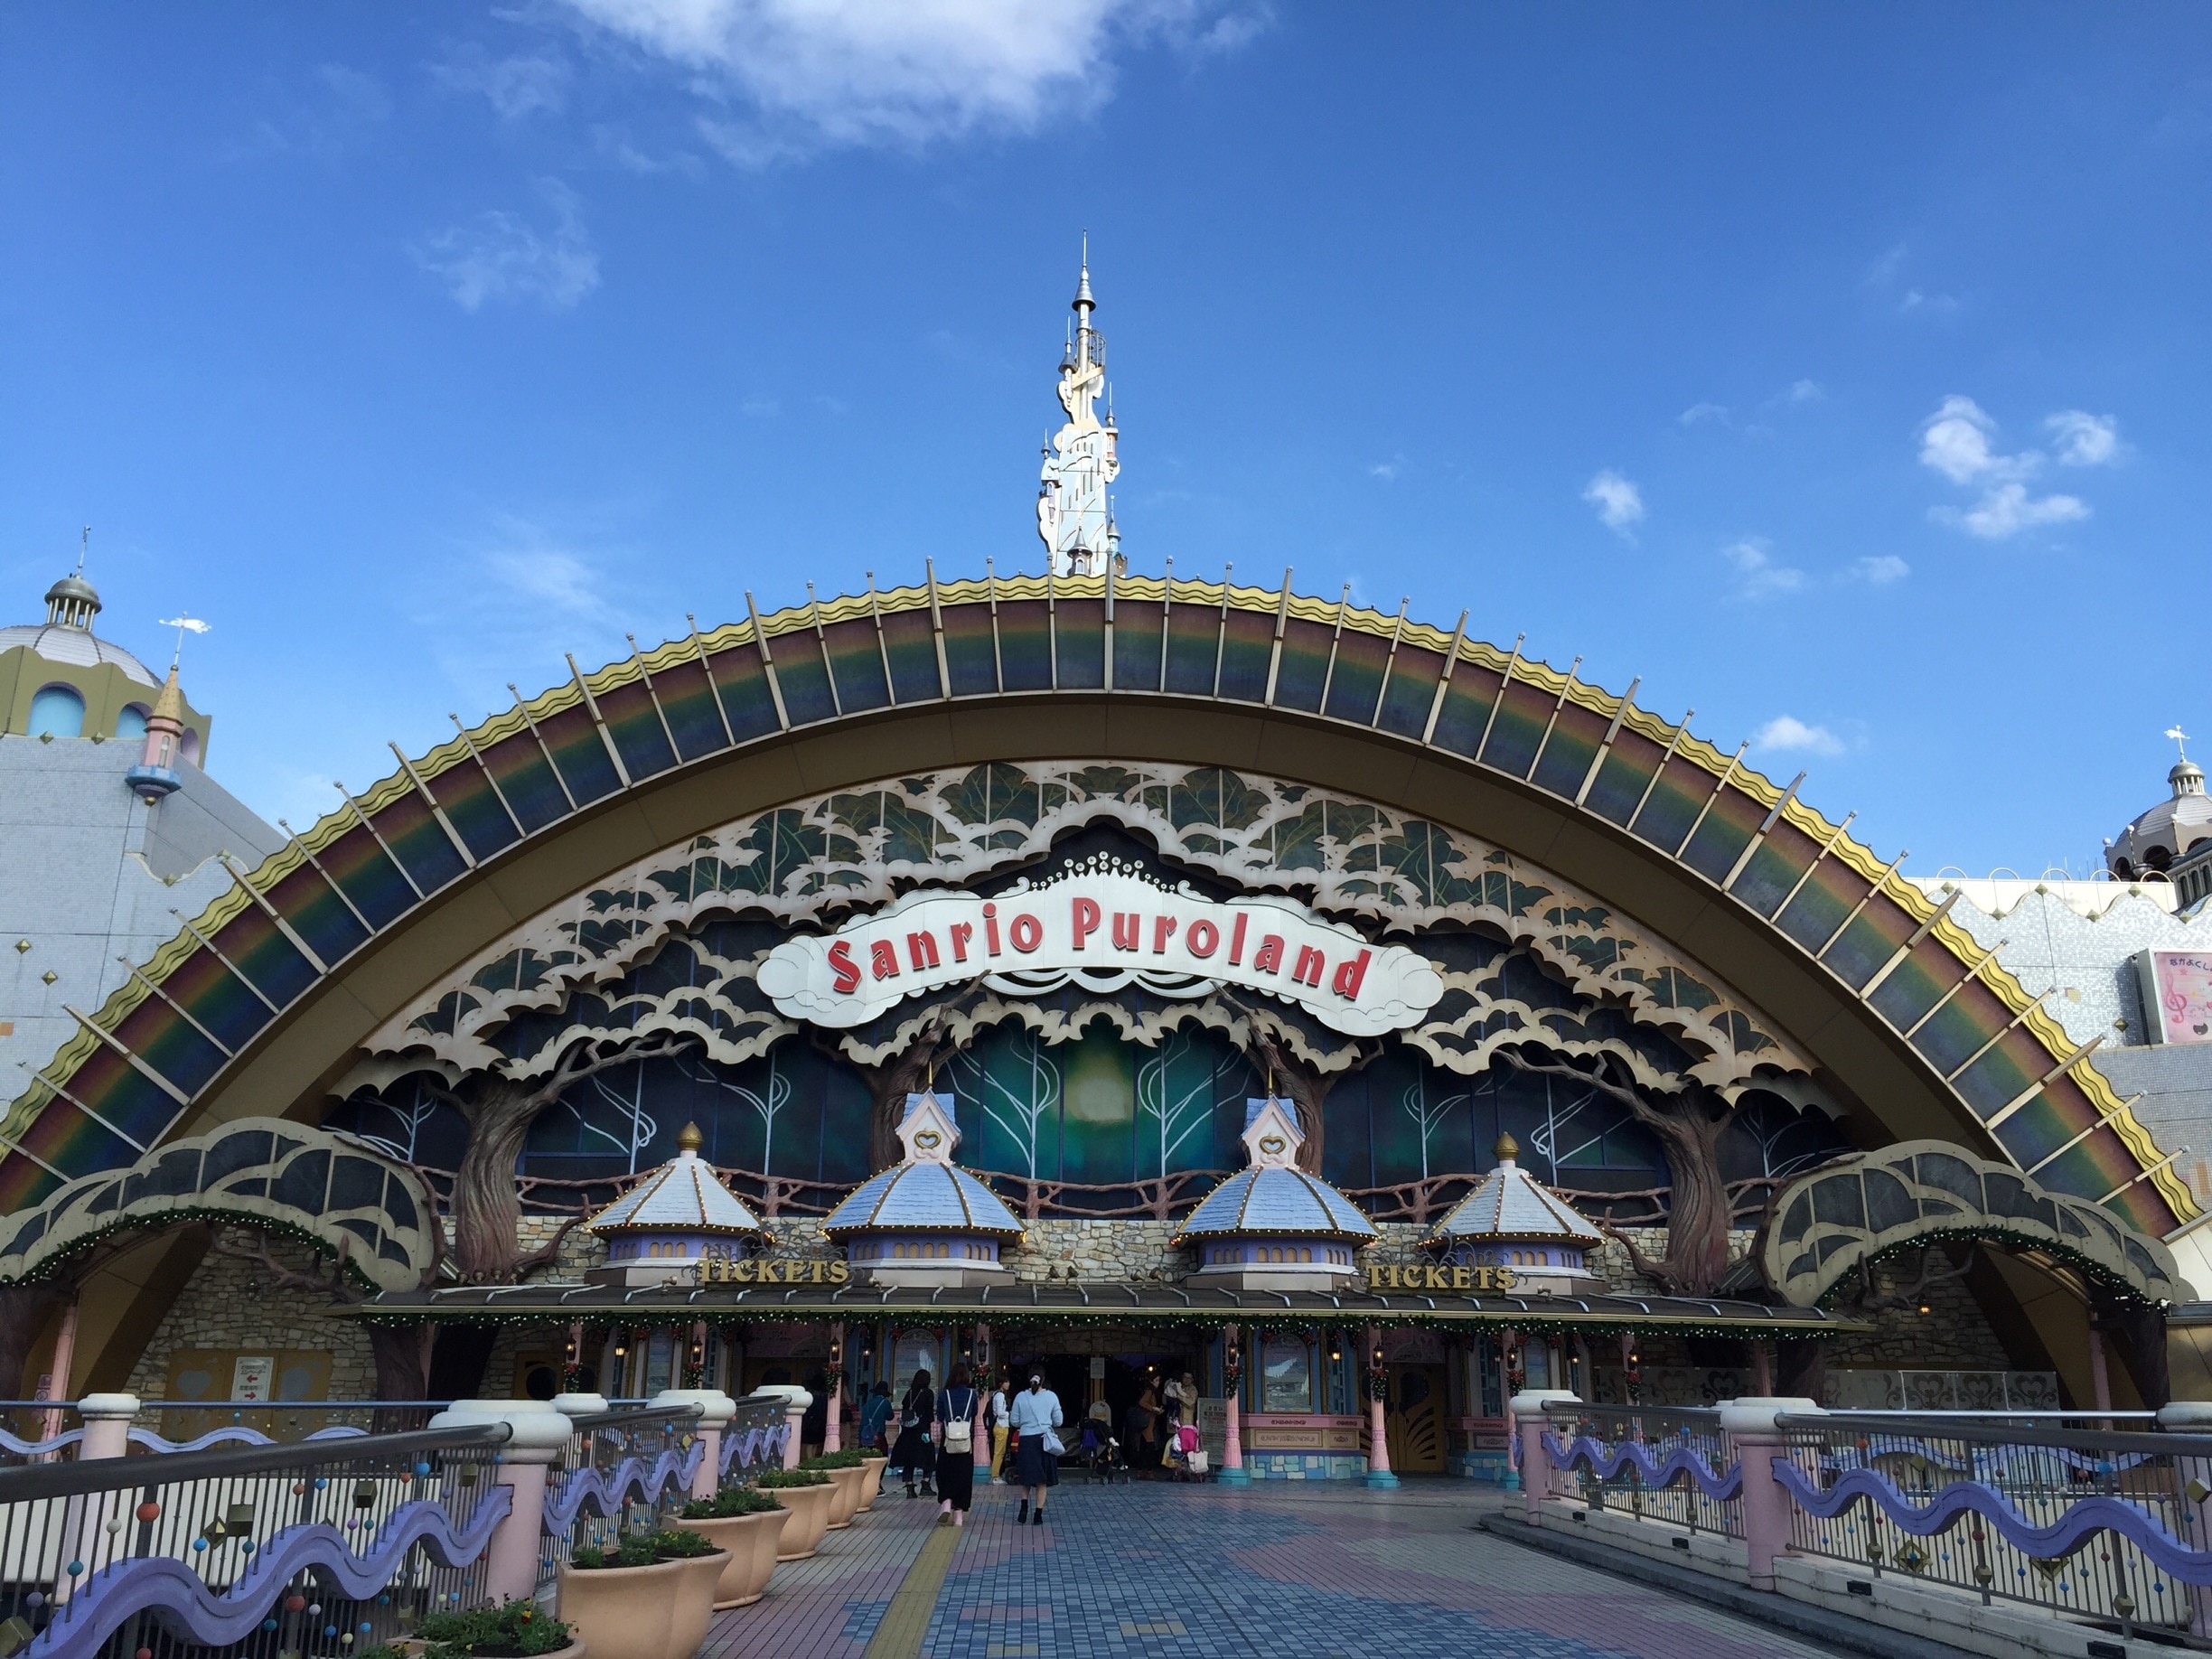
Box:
[1006,1372,1064,1527]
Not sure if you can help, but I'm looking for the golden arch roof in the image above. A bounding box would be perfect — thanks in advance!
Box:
[1,570,2191,1246]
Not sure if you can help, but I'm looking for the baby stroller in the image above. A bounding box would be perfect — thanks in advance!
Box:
[1163,1421,1208,1481]
[1075,1417,1130,1484]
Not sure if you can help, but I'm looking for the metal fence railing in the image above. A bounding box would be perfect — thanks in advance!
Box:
[1773,1411,2212,1640]
[1542,1402,1744,1540]
[0,1419,511,1659]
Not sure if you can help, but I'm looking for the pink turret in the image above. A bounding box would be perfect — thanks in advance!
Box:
[126,666,185,801]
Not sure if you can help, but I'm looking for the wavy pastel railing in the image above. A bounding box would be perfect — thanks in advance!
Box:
[544,1444,703,1532]
[1832,1435,2151,1479]
[26,1486,511,1659]
[0,1429,81,1457]
[1543,1431,1743,1502]
[1773,1462,2212,1585]
[717,1422,788,1479]
[125,1425,367,1455]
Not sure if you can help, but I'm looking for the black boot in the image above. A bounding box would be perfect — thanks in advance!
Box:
[905,1481,917,1498]
[1016,1498,1028,1523]
[1031,1508,1045,1527]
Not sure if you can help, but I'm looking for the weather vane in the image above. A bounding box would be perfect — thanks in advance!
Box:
[2168,725,2190,760]
[157,614,211,670]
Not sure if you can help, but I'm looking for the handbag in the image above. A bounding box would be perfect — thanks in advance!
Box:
[942,1390,974,1452]
[1042,1425,1065,1457]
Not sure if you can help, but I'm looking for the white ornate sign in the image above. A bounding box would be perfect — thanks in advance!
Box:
[757,861,1443,1036]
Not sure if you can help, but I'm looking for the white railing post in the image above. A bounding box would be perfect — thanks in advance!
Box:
[430,1400,574,1607]
[1719,1396,1820,1593]
[75,1392,136,1461]
[58,1392,139,1595]
[1510,1391,1578,1523]
[652,1388,735,1500]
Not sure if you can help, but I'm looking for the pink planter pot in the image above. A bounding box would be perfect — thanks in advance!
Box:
[821,1464,866,1529]
[558,1551,726,1659]
[767,1482,836,1559]
[685,1509,791,1608]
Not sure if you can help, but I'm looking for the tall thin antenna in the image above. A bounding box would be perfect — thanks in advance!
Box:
[76,526,89,575]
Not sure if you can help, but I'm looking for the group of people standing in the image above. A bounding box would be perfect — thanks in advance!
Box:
[857,1362,1204,1528]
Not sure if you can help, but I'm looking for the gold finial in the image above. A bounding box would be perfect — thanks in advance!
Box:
[1494,1131,1519,1162]
[677,1120,704,1153]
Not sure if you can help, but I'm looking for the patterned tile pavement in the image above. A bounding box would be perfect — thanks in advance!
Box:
[702,1481,1853,1659]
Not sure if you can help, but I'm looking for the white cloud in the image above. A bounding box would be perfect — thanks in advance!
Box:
[1918,396,2097,540]
[435,48,571,120]
[483,545,614,621]
[416,179,600,312]
[1787,379,1823,404]
[1722,538,1805,599]
[2047,409,2120,466]
[1753,716,1844,756]
[1582,470,1644,535]
[558,0,1266,163]
[1953,481,2088,539]
[1677,402,1729,427]
[1368,454,1406,482]
[1851,555,1910,585]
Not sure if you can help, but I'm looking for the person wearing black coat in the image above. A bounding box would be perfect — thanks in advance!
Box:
[891,1368,937,1498]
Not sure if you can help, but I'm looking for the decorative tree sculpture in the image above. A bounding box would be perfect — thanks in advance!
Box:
[1498,1045,1734,1296]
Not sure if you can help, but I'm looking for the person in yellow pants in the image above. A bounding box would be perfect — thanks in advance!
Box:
[987,1373,1011,1482]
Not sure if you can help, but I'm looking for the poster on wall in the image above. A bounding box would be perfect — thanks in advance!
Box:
[230,1355,275,1402]
[2136,950,2212,1045]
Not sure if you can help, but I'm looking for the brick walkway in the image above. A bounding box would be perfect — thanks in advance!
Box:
[702,1480,1851,1659]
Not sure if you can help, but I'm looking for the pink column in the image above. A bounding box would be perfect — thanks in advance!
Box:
[1364,1325,1397,1489]
[1720,1398,1814,1594]
[60,1393,138,1594]
[38,1297,80,1448]
[426,1408,572,1610]
[2088,1325,2114,1429]
[783,1392,807,1470]
[1516,1408,1550,1523]
[823,1324,845,1454]
[971,1324,991,1473]
[1218,1325,1248,1486]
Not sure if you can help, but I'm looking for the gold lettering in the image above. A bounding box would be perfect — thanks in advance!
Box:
[734,1258,757,1283]
[1424,1266,1448,1290]
[1495,1267,1517,1291]
[829,1259,850,1284]
[1451,1266,1472,1291]
[811,1260,826,1284]
[1367,1265,1387,1292]
[1473,1267,1493,1291]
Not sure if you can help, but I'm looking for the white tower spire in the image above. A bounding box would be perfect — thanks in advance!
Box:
[1036,239,1120,577]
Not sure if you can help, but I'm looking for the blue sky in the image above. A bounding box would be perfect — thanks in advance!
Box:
[3,5,2207,877]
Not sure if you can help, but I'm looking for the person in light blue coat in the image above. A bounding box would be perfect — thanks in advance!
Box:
[1007,1371,1063,1527]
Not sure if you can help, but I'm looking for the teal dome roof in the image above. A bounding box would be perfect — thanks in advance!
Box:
[1176,1167,1377,1243]
[822,1162,1024,1239]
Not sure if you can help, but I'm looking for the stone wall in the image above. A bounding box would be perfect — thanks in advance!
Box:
[122,1228,377,1402]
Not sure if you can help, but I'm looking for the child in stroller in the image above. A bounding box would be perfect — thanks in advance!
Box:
[1075,1415,1129,1483]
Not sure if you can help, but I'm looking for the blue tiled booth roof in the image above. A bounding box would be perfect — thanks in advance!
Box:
[1175,1167,1380,1243]
[821,1161,1025,1240]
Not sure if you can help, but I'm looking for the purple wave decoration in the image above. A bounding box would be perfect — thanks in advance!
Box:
[1543,1431,1742,1502]
[1772,1461,2212,1586]
[543,1444,704,1532]
[26,1487,511,1659]
[126,1426,367,1455]
[0,1429,82,1457]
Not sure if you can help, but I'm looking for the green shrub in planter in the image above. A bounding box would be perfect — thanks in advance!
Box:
[680,1486,781,1521]
[799,1448,866,1470]
[570,1529,717,1570]
[755,1467,830,1489]
[415,1599,573,1658]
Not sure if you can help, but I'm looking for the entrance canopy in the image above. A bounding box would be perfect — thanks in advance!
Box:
[351,1276,1870,1341]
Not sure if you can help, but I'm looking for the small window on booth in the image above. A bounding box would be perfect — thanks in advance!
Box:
[115,704,149,743]
[29,684,84,738]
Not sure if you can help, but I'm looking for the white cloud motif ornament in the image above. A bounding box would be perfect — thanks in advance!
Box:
[756,860,1444,1036]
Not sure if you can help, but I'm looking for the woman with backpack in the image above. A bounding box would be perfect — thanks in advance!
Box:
[892,1367,936,1499]
[933,1363,980,1526]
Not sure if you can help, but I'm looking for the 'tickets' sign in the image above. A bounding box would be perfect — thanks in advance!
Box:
[757,865,1444,1036]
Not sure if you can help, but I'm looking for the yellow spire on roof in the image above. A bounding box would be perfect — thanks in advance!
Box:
[150,665,183,724]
